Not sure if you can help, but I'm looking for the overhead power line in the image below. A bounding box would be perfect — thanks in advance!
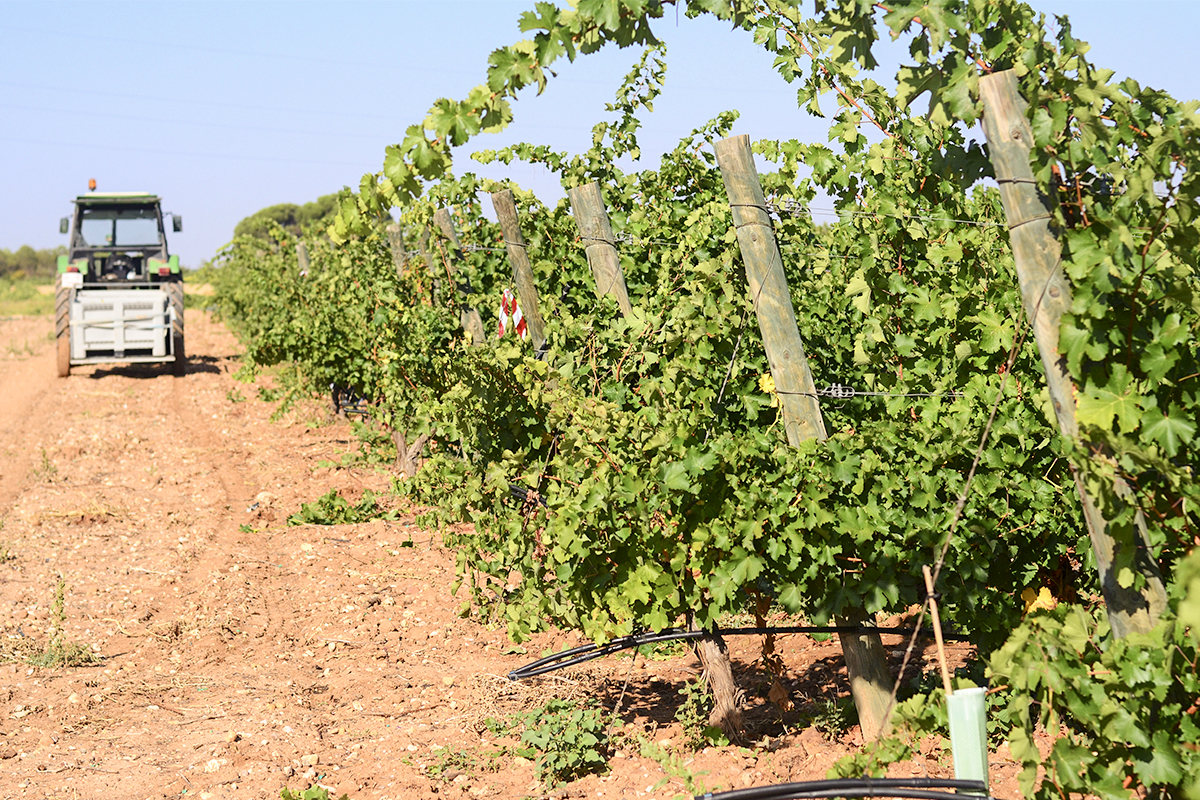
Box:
[0,135,370,169]
[0,24,485,79]
[0,79,411,124]
[0,102,388,142]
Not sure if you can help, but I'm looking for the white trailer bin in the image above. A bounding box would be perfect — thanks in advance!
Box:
[67,285,174,363]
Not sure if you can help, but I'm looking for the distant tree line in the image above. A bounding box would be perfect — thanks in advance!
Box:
[233,194,339,240]
[0,246,66,280]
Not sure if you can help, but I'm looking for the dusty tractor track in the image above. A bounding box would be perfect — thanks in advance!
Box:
[0,310,1023,800]
[0,317,64,511]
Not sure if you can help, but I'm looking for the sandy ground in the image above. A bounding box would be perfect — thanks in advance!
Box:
[0,311,1025,800]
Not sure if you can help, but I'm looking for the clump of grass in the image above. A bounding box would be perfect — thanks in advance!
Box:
[28,577,102,668]
[425,742,511,782]
[288,488,397,526]
[809,696,856,742]
[280,787,349,800]
[675,677,730,750]
[31,448,57,482]
[0,515,13,564]
[515,697,611,786]
[5,339,35,357]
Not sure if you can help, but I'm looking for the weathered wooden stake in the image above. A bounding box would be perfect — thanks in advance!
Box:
[715,135,827,447]
[716,132,894,742]
[432,208,487,347]
[381,225,438,478]
[979,69,1167,637]
[415,229,440,306]
[923,565,954,698]
[836,608,896,741]
[296,241,310,276]
[384,222,405,278]
[567,182,633,316]
[491,190,548,353]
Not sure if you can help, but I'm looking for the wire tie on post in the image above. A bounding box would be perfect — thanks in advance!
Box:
[1007,213,1053,231]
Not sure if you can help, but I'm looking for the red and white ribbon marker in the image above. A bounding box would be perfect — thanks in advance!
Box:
[497,289,527,340]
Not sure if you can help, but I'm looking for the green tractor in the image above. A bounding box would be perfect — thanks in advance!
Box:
[55,191,185,377]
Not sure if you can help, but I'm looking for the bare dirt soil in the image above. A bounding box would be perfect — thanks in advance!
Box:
[0,311,1025,800]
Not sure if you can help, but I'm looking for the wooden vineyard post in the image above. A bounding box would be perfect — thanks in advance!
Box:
[979,69,1167,637]
[296,241,310,276]
[381,222,434,477]
[384,222,405,278]
[715,133,894,742]
[567,182,633,316]
[432,208,487,347]
[490,190,548,353]
[714,135,826,447]
[416,229,441,306]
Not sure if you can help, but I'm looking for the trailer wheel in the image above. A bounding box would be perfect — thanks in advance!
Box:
[54,280,71,377]
[168,281,186,376]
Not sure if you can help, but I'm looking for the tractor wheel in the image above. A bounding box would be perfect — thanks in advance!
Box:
[57,335,70,377]
[54,280,71,377]
[172,333,187,376]
[168,281,186,376]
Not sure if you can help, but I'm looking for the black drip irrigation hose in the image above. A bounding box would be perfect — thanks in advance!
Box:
[507,625,969,680]
[696,778,992,800]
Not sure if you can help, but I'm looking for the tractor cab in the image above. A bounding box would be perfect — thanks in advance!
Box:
[58,193,183,284]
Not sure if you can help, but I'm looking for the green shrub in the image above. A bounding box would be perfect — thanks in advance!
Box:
[516,698,610,786]
[287,489,396,526]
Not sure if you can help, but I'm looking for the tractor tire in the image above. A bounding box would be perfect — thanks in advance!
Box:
[54,280,71,377]
[57,335,70,377]
[172,333,186,376]
[167,281,186,376]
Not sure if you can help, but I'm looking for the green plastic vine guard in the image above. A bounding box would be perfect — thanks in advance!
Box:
[947,687,989,794]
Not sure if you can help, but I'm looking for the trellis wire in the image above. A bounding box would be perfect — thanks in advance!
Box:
[777,384,964,400]
[804,205,1004,227]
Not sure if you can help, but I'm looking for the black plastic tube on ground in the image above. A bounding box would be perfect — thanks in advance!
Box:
[696,777,992,800]
[507,625,969,680]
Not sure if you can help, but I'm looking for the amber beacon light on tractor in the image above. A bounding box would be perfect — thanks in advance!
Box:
[55,184,186,377]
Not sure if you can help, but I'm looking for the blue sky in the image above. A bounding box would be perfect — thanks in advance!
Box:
[2,0,1197,267]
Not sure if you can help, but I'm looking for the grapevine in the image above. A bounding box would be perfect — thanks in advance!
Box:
[214,1,1199,796]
